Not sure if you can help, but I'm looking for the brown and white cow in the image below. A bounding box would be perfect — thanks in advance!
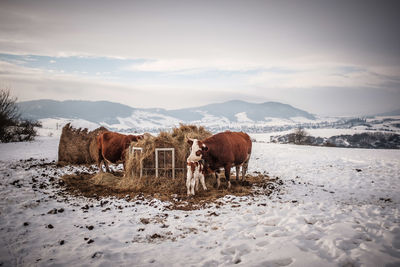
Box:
[97,131,143,172]
[186,160,207,196]
[187,131,252,189]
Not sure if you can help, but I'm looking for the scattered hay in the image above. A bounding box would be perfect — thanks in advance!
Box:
[58,123,108,166]
[61,171,282,210]
[125,124,212,178]
[91,172,123,187]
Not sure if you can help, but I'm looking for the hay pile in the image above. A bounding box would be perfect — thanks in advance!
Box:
[88,171,189,197]
[125,124,212,178]
[61,170,277,209]
[58,123,108,165]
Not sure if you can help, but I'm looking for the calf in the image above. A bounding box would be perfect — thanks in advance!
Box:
[186,160,207,196]
[97,131,143,172]
[187,131,252,189]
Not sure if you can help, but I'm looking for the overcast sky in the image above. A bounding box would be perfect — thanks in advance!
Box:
[0,0,399,116]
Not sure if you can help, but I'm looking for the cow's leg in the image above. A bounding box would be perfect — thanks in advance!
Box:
[242,154,251,180]
[224,165,231,189]
[186,169,192,196]
[97,143,103,172]
[235,165,240,181]
[97,149,105,173]
[98,159,104,172]
[215,170,221,189]
[242,161,249,181]
[190,175,196,195]
[123,161,129,176]
[195,173,199,191]
[104,160,111,173]
[199,173,207,191]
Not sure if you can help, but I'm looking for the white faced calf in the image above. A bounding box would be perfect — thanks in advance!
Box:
[186,161,207,196]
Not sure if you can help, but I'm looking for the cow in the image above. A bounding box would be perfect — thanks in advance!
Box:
[97,131,143,173]
[186,160,207,196]
[187,131,252,189]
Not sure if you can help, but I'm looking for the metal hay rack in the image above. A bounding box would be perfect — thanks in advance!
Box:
[128,146,184,178]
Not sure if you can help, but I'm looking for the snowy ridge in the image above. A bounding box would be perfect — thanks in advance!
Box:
[102,110,182,130]
[36,114,400,139]
[19,99,318,131]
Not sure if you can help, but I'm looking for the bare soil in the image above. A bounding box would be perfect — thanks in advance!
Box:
[61,171,283,210]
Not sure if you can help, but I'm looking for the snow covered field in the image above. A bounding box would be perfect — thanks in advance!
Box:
[1,137,400,266]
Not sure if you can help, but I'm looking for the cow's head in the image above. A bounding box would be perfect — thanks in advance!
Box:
[187,138,208,162]
[128,134,144,142]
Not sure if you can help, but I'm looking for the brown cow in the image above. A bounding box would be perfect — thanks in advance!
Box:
[187,131,252,189]
[97,131,143,173]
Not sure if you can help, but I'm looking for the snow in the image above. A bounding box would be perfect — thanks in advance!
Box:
[38,118,101,138]
[103,111,182,130]
[252,127,400,144]
[0,137,59,162]
[1,137,400,266]
[235,112,253,123]
[192,111,231,127]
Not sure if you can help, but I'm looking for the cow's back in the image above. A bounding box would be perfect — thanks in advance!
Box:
[98,132,129,163]
[203,131,252,168]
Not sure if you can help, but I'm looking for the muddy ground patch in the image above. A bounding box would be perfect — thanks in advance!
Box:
[61,171,283,210]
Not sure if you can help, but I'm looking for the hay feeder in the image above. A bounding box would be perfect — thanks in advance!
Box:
[128,146,177,179]
[125,124,212,179]
[128,146,143,178]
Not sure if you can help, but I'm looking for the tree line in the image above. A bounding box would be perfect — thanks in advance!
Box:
[0,88,40,143]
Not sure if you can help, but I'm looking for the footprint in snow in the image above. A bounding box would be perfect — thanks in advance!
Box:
[259,258,293,267]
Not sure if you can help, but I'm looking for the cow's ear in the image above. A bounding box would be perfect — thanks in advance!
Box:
[202,144,208,152]
[187,138,194,146]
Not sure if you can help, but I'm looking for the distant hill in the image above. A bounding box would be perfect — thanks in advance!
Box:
[18,99,316,129]
[169,100,315,121]
[377,109,400,116]
[18,99,134,124]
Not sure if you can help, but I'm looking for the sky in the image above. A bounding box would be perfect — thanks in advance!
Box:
[0,0,399,116]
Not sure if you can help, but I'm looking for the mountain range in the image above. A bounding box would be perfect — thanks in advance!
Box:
[18,99,316,130]
[377,109,400,117]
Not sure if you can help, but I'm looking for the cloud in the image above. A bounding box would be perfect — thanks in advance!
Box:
[2,56,399,116]
[1,0,399,66]
[124,59,263,75]
[125,58,399,91]
[0,0,399,115]
[0,59,248,109]
[249,65,392,89]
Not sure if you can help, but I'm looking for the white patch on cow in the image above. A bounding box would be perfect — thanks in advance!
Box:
[187,139,202,162]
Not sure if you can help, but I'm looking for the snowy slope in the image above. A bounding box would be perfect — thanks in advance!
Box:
[1,137,399,266]
[19,99,319,131]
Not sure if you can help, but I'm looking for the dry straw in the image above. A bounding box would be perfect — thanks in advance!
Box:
[58,123,108,165]
[125,124,212,178]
